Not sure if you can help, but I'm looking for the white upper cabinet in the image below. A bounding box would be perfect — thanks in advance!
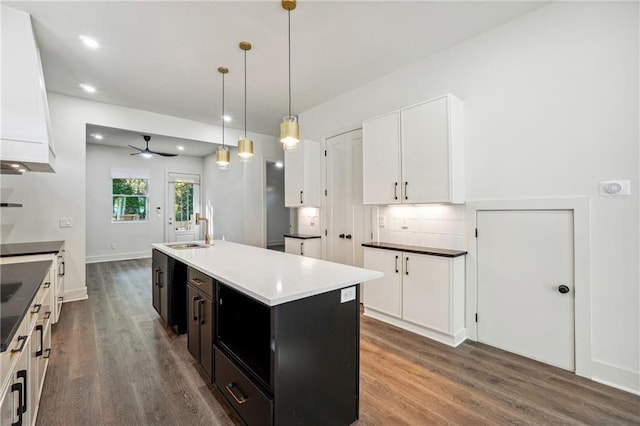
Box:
[1,6,56,172]
[362,94,464,204]
[285,140,320,207]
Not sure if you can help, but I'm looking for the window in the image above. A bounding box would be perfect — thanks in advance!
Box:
[112,178,148,222]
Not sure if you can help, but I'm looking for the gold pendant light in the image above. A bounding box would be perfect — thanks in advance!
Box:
[280,0,299,151]
[237,41,254,161]
[216,66,230,169]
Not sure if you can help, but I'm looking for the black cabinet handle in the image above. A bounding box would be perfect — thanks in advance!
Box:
[11,381,22,426]
[158,270,163,288]
[43,348,52,359]
[300,191,304,204]
[36,325,43,357]
[191,278,204,287]
[44,311,52,320]
[192,296,200,321]
[58,296,64,302]
[405,256,409,275]
[394,182,398,200]
[199,299,205,325]
[155,269,161,287]
[558,285,570,294]
[404,182,408,200]
[31,304,42,314]
[43,282,51,289]
[339,234,345,239]
[395,255,399,273]
[345,234,352,240]
[300,242,304,256]
[17,369,27,416]
[11,336,27,354]
[225,383,247,405]
[58,261,65,277]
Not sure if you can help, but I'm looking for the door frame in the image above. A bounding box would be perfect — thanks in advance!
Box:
[465,197,591,379]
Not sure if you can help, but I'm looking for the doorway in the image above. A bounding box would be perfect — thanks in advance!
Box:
[166,173,201,243]
[476,209,575,371]
[265,161,289,251]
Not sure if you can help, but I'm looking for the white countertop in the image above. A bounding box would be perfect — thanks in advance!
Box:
[152,240,383,306]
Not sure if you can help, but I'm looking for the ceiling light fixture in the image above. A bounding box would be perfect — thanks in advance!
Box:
[216,67,230,170]
[280,0,300,151]
[275,161,284,168]
[10,164,20,169]
[237,41,254,162]
[79,35,100,49]
[79,83,96,93]
[223,115,232,122]
[91,133,103,140]
[177,145,185,151]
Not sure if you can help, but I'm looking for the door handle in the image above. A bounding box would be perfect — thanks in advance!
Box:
[339,234,345,239]
[394,182,398,200]
[558,285,570,294]
[36,325,43,357]
[11,381,22,425]
[405,256,409,275]
[300,191,304,204]
[404,182,408,200]
[395,255,399,273]
[345,234,352,240]
[192,296,200,321]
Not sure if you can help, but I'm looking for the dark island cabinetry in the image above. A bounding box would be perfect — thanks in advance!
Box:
[151,249,187,334]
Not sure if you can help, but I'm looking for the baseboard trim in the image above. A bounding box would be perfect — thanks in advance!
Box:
[364,308,466,347]
[86,251,151,264]
[591,360,640,395]
[63,287,88,303]
[267,240,285,247]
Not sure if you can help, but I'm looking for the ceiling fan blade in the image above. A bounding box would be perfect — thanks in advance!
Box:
[130,152,141,156]
[152,151,178,157]
[128,144,143,151]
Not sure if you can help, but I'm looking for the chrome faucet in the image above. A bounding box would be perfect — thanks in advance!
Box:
[195,213,211,245]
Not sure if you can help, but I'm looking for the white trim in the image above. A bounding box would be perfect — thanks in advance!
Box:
[85,251,151,264]
[63,287,88,302]
[465,197,592,380]
[591,360,640,395]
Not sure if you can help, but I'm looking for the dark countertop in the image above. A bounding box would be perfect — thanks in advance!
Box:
[283,234,321,240]
[1,260,52,352]
[362,242,467,258]
[0,240,64,258]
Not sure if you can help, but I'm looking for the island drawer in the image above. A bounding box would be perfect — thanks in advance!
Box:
[215,348,273,426]
[187,267,214,298]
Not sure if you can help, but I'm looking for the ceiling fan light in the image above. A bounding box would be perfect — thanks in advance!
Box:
[280,116,299,151]
[216,146,230,169]
[141,152,153,159]
[237,138,254,161]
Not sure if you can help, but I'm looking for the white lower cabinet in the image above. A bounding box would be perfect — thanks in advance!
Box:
[284,237,321,259]
[363,247,466,347]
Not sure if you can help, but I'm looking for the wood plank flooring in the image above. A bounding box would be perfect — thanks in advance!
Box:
[36,259,639,425]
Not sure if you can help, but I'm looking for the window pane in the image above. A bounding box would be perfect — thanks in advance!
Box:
[175,182,194,231]
[113,178,147,196]
[112,196,147,221]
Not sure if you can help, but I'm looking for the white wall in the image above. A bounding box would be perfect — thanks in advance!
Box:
[266,164,289,246]
[299,2,639,392]
[86,143,203,262]
[0,93,280,301]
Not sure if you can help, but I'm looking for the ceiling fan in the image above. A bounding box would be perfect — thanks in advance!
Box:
[129,135,177,158]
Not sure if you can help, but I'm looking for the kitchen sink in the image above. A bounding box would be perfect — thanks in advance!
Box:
[165,243,209,249]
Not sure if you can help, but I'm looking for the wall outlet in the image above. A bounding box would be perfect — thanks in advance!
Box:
[59,217,72,228]
[340,286,356,303]
[401,218,408,229]
[379,216,386,227]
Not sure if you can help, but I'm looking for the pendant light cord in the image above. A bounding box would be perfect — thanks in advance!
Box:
[221,72,225,147]
[288,9,292,117]
[244,49,247,138]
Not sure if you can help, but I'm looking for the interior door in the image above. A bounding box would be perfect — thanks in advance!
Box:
[166,174,200,242]
[477,210,575,371]
[326,129,364,266]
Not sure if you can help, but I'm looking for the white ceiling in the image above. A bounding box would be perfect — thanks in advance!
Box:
[8,1,545,137]
[86,124,218,157]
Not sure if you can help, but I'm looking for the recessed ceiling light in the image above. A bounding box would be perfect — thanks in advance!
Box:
[275,161,284,168]
[90,133,103,140]
[10,164,20,168]
[79,83,96,93]
[79,35,100,49]
[176,145,184,151]
[223,115,231,122]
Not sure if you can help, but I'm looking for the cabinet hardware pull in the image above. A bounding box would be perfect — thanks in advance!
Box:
[58,261,65,277]
[395,255,399,273]
[192,296,200,321]
[300,191,304,204]
[345,234,352,240]
[301,242,304,256]
[405,257,409,275]
[43,348,52,359]
[44,311,52,320]
[43,282,51,289]
[11,336,27,353]
[11,381,22,425]
[225,383,248,404]
[17,369,27,415]
[58,296,64,302]
[404,182,408,200]
[36,325,43,357]
[558,285,570,294]
[191,278,204,286]
[394,182,398,200]
[339,234,345,239]
[31,304,42,314]
[155,269,161,286]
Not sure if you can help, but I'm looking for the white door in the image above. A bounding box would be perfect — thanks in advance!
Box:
[477,210,575,371]
[166,173,201,242]
[326,130,364,265]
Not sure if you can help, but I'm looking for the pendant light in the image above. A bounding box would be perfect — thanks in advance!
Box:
[280,0,299,151]
[216,66,230,169]
[237,41,254,161]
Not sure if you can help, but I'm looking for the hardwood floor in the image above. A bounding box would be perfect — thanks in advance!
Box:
[37,259,639,425]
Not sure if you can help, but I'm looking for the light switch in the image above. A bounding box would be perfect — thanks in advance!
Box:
[59,217,73,228]
[340,286,356,303]
[379,216,386,227]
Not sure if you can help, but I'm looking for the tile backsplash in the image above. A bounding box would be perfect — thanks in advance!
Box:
[377,204,466,250]
[298,207,321,236]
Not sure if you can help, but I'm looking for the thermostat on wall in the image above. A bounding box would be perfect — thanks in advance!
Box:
[599,180,630,196]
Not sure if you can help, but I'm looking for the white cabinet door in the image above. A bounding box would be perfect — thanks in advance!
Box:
[363,248,402,318]
[300,239,321,259]
[402,253,451,334]
[284,140,320,207]
[401,97,450,203]
[363,112,401,205]
[284,237,302,255]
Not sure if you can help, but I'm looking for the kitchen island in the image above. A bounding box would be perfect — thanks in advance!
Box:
[152,240,382,426]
